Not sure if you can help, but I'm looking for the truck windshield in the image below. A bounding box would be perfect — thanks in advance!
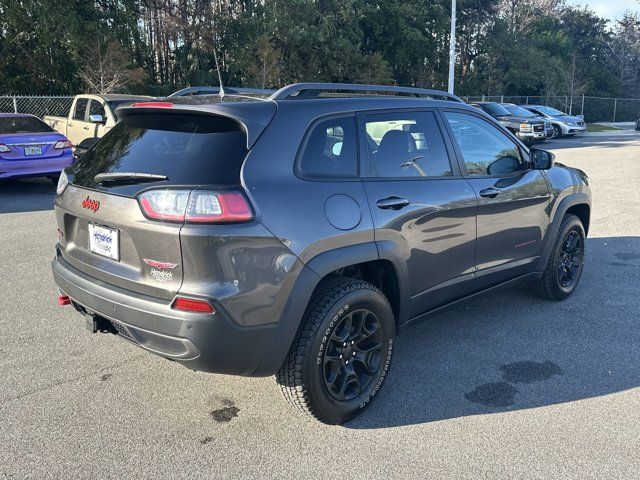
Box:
[0,116,53,134]
[503,105,537,118]
[481,104,511,117]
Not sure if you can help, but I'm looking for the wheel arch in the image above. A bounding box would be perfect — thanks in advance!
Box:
[537,193,591,271]
[252,242,408,376]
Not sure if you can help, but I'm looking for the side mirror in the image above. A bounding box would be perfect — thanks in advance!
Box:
[530,148,555,170]
[89,114,104,124]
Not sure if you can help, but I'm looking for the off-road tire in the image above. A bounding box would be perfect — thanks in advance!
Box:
[277,276,395,424]
[532,213,585,301]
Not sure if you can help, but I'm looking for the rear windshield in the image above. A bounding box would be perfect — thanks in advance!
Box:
[72,113,248,194]
[0,116,52,134]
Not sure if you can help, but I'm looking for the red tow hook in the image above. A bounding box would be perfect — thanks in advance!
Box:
[58,295,71,306]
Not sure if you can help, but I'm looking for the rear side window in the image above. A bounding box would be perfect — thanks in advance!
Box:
[364,111,452,178]
[298,116,358,177]
[72,114,248,193]
[73,99,88,121]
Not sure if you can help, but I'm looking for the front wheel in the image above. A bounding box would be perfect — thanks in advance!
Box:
[552,124,563,138]
[277,277,395,424]
[532,214,585,301]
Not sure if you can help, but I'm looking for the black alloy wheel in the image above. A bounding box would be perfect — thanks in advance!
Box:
[322,308,383,402]
[557,230,583,289]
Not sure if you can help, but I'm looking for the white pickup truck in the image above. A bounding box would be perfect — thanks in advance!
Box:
[44,94,151,147]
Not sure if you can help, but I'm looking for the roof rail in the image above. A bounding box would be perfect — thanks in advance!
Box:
[269,83,463,102]
[169,86,275,97]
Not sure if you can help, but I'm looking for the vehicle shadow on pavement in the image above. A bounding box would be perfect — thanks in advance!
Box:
[0,178,55,213]
[348,235,640,429]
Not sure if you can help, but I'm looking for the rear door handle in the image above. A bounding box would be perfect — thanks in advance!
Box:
[479,187,501,198]
[377,196,410,210]
[83,126,90,130]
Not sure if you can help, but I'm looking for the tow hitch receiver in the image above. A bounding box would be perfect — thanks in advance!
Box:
[86,315,113,333]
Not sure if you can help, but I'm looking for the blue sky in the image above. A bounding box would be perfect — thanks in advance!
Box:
[566,0,639,21]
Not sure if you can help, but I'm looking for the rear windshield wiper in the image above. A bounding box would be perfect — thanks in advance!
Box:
[94,172,168,185]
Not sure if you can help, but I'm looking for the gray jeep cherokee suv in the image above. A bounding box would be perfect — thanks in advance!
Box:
[52,83,591,424]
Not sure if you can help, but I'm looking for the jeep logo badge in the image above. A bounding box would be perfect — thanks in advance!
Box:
[82,196,100,212]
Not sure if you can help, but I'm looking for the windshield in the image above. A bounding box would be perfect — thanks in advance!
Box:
[72,113,248,196]
[0,116,53,134]
[536,106,566,116]
[503,105,536,118]
[480,103,512,117]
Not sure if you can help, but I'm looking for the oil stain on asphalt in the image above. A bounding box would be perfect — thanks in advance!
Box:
[210,398,240,423]
[465,360,564,408]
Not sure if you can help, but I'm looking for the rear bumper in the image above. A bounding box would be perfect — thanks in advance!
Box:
[0,153,74,180]
[52,252,277,376]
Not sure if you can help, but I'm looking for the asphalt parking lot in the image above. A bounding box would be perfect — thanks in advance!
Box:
[1,132,639,479]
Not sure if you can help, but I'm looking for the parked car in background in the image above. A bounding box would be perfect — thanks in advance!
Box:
[469,102,546,145]
[44,94,151,147]
[52,83,591,424]
[520,105,586,138]
[501,103,554,139]
[0,113,73,182]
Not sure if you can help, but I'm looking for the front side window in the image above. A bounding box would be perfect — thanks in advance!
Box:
[444,111,524,176]
[364,111,452,178]
[88,100,106,119]
[73,99,88,121]
[299,116,357,177]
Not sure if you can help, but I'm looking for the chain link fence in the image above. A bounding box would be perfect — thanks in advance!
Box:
[0,96,74,118]
[0,94,638,124]
[463,95,640,123]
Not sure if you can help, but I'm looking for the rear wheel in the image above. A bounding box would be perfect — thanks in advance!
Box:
[532,214,585,301]
[277,277,395,424]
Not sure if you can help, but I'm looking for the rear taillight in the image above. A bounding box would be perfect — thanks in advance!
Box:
[138,189,253,224]
[54,139,73,149]
[0,144,10,153]
[172,297,214,314]
[56,169,69,195]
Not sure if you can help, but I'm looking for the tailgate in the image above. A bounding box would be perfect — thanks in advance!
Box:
[54,109,266,300]
[55,185,184,300]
